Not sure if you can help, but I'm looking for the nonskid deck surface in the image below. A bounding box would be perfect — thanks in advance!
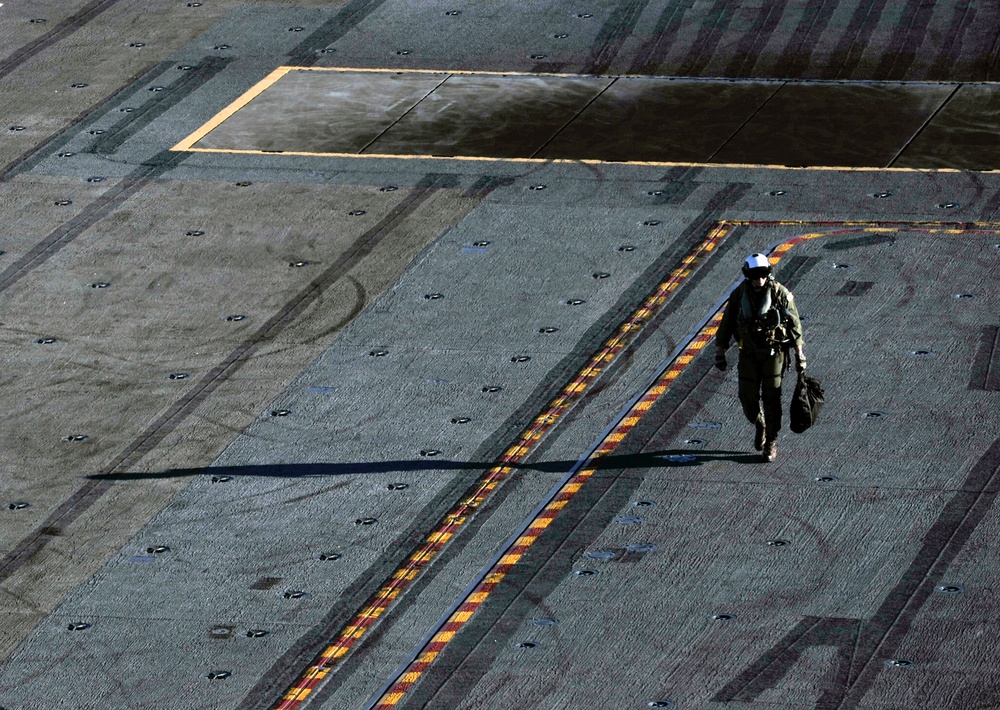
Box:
[1,2,999,709]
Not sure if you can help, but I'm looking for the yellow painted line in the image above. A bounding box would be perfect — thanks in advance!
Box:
[282,221,1000,710]
[371,220,1000,701]
[171,147,994,173]
[169,67,1000,173]
[171,66,292,151]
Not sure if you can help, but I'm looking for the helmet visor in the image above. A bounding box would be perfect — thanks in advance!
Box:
[745,267,771,279]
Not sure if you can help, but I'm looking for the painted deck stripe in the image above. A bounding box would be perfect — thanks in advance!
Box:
[271,218,734,709]
[361,220,1000,710]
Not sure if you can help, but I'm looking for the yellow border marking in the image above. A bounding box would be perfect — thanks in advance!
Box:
[169,66,1000,173]
[171,66,293,151]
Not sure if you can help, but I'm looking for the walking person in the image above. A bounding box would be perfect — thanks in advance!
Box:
[714,253,806,462]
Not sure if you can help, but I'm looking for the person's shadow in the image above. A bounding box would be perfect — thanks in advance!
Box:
[88,449,760,481]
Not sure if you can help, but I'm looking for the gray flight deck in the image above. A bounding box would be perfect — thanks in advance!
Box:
[0,2,999,710]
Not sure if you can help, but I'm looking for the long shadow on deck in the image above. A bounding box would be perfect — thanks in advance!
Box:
[88,449,760,481]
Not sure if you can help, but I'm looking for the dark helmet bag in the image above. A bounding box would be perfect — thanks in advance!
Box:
[790,372,825,433]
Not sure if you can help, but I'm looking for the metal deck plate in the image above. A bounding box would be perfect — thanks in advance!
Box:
[710,82,956,168]
[192,70,449,154]
[893,84,1000,170]
[538,78,778,163]
[179,70,998,170]
[363,73,613,158]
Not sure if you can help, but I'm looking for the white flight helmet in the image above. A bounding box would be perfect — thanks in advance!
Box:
[741,253,772,277]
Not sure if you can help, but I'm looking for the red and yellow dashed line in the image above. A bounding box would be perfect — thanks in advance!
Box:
[272,222,735,709]
[364,219,1000,709]
[367,312,724,710]
[278,220,1000,710]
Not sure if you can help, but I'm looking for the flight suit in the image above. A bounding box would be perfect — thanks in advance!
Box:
[715,278,803,441]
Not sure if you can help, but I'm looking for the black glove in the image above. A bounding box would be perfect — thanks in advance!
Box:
[715,352,727,371]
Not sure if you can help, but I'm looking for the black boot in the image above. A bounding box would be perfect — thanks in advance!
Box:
[754,421,766,451]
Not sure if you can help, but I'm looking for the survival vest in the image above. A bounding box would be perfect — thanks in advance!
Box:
[735,280,793,357]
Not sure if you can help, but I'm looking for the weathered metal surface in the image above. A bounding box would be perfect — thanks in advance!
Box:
[1,3,999,710]
[893,84,1000,170]
[193,70,448,154]
[182,71,998,169]
[363,74,613,159]
[711,82,956,168]
[538,78,778,163]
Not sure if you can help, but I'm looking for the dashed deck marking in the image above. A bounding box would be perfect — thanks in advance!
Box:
[271,222,735,709]
[361,220,1000,710]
